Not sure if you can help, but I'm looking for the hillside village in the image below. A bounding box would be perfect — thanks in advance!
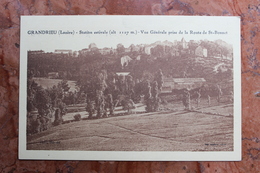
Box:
[28,38,233,81]
[28,38,233,94]
[29,37,233,60]
[27,38,233,135]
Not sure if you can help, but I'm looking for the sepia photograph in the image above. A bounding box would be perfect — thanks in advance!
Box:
[19,16,241,161]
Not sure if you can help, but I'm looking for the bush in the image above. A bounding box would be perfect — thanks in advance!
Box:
[161,98,168,105]
[123,99,136,113]
[74,114,81,121]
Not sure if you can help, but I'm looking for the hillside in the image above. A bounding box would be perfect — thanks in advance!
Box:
[27,103,233,151]
[27,39,233,85]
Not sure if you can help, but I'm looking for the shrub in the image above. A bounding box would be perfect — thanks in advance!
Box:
[161,98,168,105]
[86,100,95,119]
[74,114,81,121]
[123,99,136,114]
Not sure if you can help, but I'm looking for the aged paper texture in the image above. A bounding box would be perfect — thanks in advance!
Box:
[19,16,241,161]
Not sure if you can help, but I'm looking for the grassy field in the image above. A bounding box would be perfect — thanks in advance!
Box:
[33,77,78,92]
[27,100,233,152]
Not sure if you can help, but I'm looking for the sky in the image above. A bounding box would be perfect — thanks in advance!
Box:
[21,16,240,52]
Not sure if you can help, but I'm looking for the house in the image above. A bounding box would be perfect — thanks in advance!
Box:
[79,48,89,55]
[161,78,175,94]
[115,72,130,76]
[195,46,207,57]
[222,53,233,60]
[144,46,152,55]
[100,47,114,55]
[48,72,59,79]
[172,78,206,90]
[169,48,180,56]
[54,49,72,55]
[188,40,199,54]
[88,43,99,52]
[28,50,45,54]
[125,47,131,53]
[89,43,97,49]
[161,77,206,93]
[129,44,140,52]
[72,51,79,57]
[180,38,188,49]
[120,56,132,68]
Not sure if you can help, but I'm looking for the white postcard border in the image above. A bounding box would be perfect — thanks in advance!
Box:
[19,15,241,161]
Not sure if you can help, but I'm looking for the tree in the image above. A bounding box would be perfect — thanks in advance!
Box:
[77,59,104,101]
[58,80,70,93]
[54,108,63,125]
[56,99,67,116]
[96,72,107,92]
[142,70,154,82]
[183,89,191,110]
[34,117,42,133]
[126,75,135,98]
[64,91,76,105]
[151,81,159,98]
[27,79,39,112]
[216,85,223,103]
[117,43,125,54]
[155,69,164,92]
[86,98,95,119]
[219,45,229,58]
[95,72,108,118]
[117,75,126,94]
[151,81,160,111]
[105,73,118,98]
[200,40,216,57]
[47,85,64,107]
[79,69,108,118]
[144,81,153,112]
[107,94,114,116]
[95,90,105,118]
[34,87,51,116]
[130,44,139,56]
[188,41,199,54]
[151,45,164,58]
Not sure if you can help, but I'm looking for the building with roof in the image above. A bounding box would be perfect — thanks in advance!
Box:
[120,56,132,68]
[161,77,206,93]
[28,50,45,54]
[100,47,114,55]
[54,49,72,54]
[195,46,208,57]
[144,46,152,55]
[180,38,188,49]
[79,48,89,55]
[48,72,59,79]
[115,72,130,76]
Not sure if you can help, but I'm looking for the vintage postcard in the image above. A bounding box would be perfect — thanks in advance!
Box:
[19,16,241,161]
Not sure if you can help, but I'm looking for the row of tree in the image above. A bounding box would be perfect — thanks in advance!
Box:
[27,66,164,134]
[82,68,164,118]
